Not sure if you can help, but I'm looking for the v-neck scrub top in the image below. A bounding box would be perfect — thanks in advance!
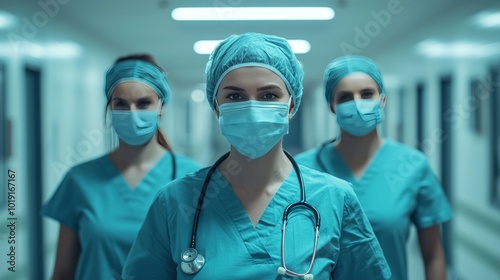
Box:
[122,165,392,279]
[41,152,202,280]
[294,139,453,280]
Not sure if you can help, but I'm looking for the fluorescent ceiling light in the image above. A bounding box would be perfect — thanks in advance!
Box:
[191,89,206,103]
[46,42,82,58]
[17,41,82,58]
[194,39,310,54]
[172,7,334,21]
[475,10,500,28]
[0,10,18,29]
[416,40,500,58]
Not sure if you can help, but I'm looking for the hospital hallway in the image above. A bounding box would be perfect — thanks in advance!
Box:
[0,0,499,279]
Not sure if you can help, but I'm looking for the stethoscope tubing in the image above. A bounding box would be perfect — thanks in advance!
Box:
[182,150,321,277]
[189,152,229,249]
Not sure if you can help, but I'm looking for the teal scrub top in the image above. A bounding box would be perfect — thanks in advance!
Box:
[41,152,202,280]
[122,164,392,279]
[295,139,453,280]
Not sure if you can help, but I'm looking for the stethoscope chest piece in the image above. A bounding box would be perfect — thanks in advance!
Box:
[180,248,205,274]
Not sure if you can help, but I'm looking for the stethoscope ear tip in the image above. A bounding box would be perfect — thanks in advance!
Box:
[304,274,314,280]
[277,267,286,275]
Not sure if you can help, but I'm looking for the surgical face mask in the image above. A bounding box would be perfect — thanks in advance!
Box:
[218,99,290,159]
[335,98,384,137]
[111,106,160,146]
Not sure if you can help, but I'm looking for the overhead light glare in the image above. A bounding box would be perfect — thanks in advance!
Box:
[475,10,500,28]
[172,7,334,21]
[416,40,500,58]
[194,39,310,55]
[191,89,206,103]
[0,10,18,29]
[46,42,82,58]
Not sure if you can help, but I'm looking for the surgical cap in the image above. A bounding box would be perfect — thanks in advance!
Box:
[105,60,171,104]
[324,55,384,104]
[205,32,304,115]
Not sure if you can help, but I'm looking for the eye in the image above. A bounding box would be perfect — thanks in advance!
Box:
[137,100,152,109]
[361,91,375,98]
[112,100,128,109]
[227,93,244,101]
[336,94,353,104]
[261,92,278,100]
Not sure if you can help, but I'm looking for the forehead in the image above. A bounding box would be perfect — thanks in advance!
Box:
[111,82,158,99]
[218,67,287,90]
[335,72,378,92]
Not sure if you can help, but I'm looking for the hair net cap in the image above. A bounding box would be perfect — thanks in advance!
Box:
[324,55,384,104]
[205,32,304,115]
[105,60,171,104]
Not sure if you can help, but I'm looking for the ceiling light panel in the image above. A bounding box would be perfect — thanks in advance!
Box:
[194,40,310,54]
[172,7,334,21]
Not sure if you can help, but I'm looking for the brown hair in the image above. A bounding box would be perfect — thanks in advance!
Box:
[106,53,173,152]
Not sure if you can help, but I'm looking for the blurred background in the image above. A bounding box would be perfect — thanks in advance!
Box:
[0,0,499,279]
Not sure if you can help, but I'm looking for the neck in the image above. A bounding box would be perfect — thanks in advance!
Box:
[219,142,292,191]
[112,134,166,166]
[336,130,383,161]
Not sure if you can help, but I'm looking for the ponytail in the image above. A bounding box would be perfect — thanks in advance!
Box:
[157,129,173,152]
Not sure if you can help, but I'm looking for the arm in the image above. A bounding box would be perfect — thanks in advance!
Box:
[122,193,176,279]
[418,225,447,280]
[51,225,81,280]
[332,188,391,280]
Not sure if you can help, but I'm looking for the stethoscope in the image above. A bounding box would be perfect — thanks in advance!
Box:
[167,149,177,180]
[315,138,338,173]
[180,150,321,279]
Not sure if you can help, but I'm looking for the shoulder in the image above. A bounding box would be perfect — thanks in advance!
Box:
[384,138,423,156]
[174,153,203,166]
[294,147,321,169]
[295,147,320,160]
[157,167,209,200]
[300,164,354,196]
[383,139,428,165]
[153,167,209,220]
[62,154,110,179]
[172,153,204,173]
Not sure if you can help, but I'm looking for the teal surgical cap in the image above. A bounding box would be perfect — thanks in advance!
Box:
[324,55,384,104]
[105,60,171,104]
[205,32,304,116]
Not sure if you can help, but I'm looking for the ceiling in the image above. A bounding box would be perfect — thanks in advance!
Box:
[4,0,499,87]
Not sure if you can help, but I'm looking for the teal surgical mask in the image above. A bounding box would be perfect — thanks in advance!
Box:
[218,99,290,159]
[111,107,160,146]
[335,99,384,137]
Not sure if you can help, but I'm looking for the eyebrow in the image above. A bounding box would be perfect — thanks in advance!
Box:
[337,87,377,95]
[221,85,245,91]
[257,84,284,91]
[221,84,284,92]
[111,96,154,102]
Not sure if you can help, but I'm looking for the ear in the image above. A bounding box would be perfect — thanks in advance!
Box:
[330,102,336,114]
[288,99,295,119]
[380,94,387,108]
[215,107,220,119]
[159,103,164,117]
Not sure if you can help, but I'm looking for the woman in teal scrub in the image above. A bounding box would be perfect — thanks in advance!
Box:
[41,54,202,280]
[295,55,453,280]
[122,33,391,280]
